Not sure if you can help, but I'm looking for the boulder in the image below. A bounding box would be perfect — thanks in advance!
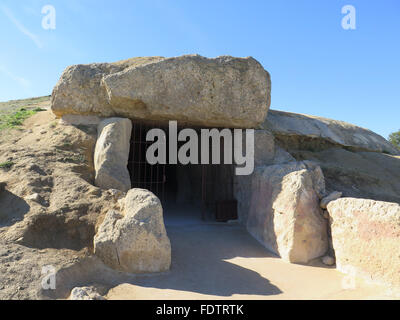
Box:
[94,189,171,273]
[52,55,271,128]
[94,118,132,192]
[321,255,335,266]
[320,191,342,209]
[246,162,328,263]
[24,193,42,205]
[69,286,105,300]
[261,110,399,155]
[328,198,400,287]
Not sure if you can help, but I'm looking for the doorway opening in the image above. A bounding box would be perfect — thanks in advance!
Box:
[127,121,238,222]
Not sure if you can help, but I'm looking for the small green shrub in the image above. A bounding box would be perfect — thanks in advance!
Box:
[389,130,400,150]
[0,161,14,169]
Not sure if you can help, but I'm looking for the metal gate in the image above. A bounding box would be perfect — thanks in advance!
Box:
[128,121,237,221]
[128,121,166,201]
[201,163,237,221]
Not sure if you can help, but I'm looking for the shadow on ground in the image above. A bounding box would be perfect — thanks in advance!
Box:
[120,205,282,298]
[0,189,30,227]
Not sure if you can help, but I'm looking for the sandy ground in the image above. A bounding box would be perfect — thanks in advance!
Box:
[106,205,398,300]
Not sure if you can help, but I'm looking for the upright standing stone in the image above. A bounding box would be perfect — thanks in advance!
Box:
[94,118,132,192]
[247,162,328,263]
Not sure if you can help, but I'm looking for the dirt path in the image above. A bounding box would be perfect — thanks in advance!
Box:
[106,206,397,300]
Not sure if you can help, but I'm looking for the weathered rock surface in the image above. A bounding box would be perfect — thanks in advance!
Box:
[272,146,296,164]
[234,130,297,224]
[69,286,105,300]
[261,110,399,155]
[94,189,171,273]
[60,114,102,126]
[246,162,328,263]
[302,160,326,199]
[94,118,132,192]
[253,130,275,166]
[52,55,271,128]
[328,198,400,288]
[321,255,335,266]
[236,128,326,228]
[320,191,342,209]
[51,57,164,117]
[290,148,400,204]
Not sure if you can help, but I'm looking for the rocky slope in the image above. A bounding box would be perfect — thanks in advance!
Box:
[0,104,125,299]
[261,110,400,204]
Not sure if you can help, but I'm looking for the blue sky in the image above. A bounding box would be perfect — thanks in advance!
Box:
[0,0,399,138]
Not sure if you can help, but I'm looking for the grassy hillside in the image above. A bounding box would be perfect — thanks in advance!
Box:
[0,95,51,132]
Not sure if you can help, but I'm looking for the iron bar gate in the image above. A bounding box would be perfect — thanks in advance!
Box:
[128,121,237,222]
[128,121,166,201]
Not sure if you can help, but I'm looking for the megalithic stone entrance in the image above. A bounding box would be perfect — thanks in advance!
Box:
[127,121,237,221]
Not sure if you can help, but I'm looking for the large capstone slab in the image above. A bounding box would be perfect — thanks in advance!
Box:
[261,110,399,155]
[94,188,171,273]
[51,55,271,128]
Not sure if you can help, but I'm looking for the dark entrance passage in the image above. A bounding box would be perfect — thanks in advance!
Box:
[127,121,237,222]
[129,121,166,200]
